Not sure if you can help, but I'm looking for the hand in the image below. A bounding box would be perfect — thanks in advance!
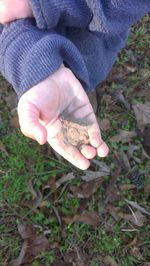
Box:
[0,0,32,24]
[18,66,109,170]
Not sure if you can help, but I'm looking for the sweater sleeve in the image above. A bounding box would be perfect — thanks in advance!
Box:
[29,0,92,29]
[0,19,90,98]
[29,0,150,33]
[65,0,150,90]
[88,1,150,33]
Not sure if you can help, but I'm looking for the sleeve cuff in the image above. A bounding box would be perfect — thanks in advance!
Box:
[0,19,90,98]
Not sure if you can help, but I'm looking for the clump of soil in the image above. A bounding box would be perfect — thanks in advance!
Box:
[58,117,90,149]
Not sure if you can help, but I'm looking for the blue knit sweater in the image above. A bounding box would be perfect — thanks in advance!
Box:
[0,1,149,98]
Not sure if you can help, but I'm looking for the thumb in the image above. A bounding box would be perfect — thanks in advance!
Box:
[17,100,47,145]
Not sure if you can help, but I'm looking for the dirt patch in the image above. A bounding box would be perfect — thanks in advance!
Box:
[58,117,90,149]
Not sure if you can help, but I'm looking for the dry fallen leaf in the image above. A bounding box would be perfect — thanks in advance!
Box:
[112,90,130,111]
[119,184,136,191]
[116,150,131,171]
[63,211,100,227]
[56,172,75,189]
[132,88,150,101]
[130,246,144,260]
[110,130,137,143]
[11,224,50,266]
[118,210,146,227]
[132,102,150,132]
[63,250,87,266]
[127,144,140,159]
[11,113,20,128]
[104,255,118,266]
[105,167,121,204]
[125,199,150,216]
[70,177,103,198]
[80,168,110,182]
[124,235,138,247]
[98,118,111,132]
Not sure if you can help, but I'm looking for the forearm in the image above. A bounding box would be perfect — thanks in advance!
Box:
[0,19,90,98]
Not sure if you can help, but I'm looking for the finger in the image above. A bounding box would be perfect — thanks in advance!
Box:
[18,102,47,145]
[88,122,103,148]
[97,142,109,157]
[47,134,90,170]
[88,122,109,157]
[80,145,97,159]
[0,2,8,23]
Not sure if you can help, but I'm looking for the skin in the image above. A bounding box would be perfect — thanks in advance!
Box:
[0,1,109,169]
[0,0,32,24]
[18,66,109,170]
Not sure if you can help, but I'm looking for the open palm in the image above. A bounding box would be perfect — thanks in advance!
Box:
[18,66,109,170]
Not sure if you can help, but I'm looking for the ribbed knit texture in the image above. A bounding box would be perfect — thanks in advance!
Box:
[0,1,150,98]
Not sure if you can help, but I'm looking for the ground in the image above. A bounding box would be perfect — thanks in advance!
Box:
[0,15,150,266]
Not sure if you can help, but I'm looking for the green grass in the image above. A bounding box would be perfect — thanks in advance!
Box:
[0,15,150,265]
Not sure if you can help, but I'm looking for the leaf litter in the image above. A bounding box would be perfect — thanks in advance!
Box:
[132,102,150,132]
[10,224,50,266]
[63,211,100,227]
[1,17,150,265]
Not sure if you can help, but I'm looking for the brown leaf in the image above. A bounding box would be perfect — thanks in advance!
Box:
[125,65,137,73]
[112,90,130,111]
[133,88,150,101]
[124,235,138,247]
[56,172,75,189]
[104,255,118,266]
[63,250,87,266]
[107,205,120,221]
[125,199,150,215]
[132,102,150,132]
[110,130,137,143]
[28,180,38,199]
[127,144,140,159]
[130,247,144,260]
[63,211,100,227]
[99,118,111,132]
[11,113,20,128]
[115,151,131,172]
[70,177,103,198]
[80,168,110,182]
[118,210,146,227]
[105,167,121,203]
[11,224,50,266]
[119,184,136,191]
